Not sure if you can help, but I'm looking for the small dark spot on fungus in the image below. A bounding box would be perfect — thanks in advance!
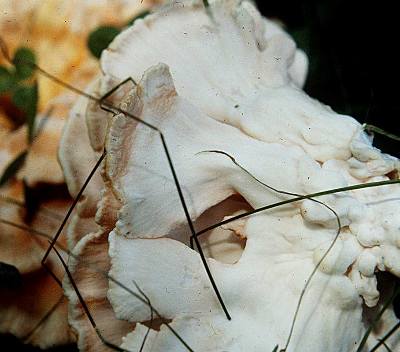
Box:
[386,169,398,180]
[234,104,239,108]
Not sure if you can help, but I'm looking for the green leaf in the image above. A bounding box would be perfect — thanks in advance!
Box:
[0,66,16,94]
[12,47,36,80]
[0,151,27,187]
[126,10,150,26]
[12,83,38,143]
[87,26,120,59]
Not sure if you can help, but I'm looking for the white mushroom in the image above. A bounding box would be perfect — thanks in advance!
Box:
[59,0,400,351]
[104,62,400,352]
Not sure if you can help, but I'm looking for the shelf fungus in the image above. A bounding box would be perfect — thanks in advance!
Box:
[60,1,400,351]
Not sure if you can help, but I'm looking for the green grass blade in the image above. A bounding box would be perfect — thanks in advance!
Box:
[364,124,400,143]
[0,151,27,187]
[369,322,400,351]
[356,285,400,352]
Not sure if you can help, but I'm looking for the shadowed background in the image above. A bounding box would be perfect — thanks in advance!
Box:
[259,0,399,157]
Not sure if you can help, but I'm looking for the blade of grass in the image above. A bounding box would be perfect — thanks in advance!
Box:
[356,285,400,352]
[364,124,400,143]
[0,151,27,187]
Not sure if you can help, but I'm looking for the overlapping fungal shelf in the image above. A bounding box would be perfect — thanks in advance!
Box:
[60,1,400,351]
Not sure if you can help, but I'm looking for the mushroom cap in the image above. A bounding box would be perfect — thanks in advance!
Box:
[58,90,104,218]
[104,63,400,351]
[63,229,134,352]
[101,0,361,162]
[59,1,400,351]
[101,63,363,351]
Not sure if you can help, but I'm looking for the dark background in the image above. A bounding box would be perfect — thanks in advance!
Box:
[259,0,399,157]
[1,0,399,350]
